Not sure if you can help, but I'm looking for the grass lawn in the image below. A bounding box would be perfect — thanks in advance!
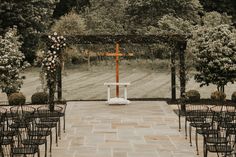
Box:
[0,59,235,102]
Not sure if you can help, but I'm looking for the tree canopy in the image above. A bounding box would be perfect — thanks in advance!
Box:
[0,26,29,95]
[189,24,236,91]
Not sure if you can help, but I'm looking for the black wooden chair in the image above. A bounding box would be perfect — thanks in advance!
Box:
[10,105,38,156]
[11,128,40,157]
[203,106,235,157]
[54,100,67,134]
[22,119,51,157]
[37,105,63,154]
[185,104,210,155]
[0,107,17,156]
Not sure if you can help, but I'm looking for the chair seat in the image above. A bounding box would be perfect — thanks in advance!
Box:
[41,117,60,122]
[9,122,29,129]
[2,138,14,145]
[22,139,47,145]
[28,130,51,137]
[206,137,228,144]
[190,122,211,128]
[2,130,18,137]
[37,122,57,128]
[12,146,38,154]
[207,145,233,153]
[196,128,218,135]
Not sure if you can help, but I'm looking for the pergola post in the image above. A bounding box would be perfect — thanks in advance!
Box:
[57,53,63,101]
[178,42,187,111]
[171,50,176,101]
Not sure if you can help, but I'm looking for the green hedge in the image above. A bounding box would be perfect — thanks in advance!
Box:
[186,90,200,102]
[211,91,226,101]
[8,92,26,106]
[31,92,48,104]
[231,92,236,102]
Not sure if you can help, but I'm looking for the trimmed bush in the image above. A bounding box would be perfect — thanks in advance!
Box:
[8,92,26,106]
[185,90,200,102]
[211,91,226,101]
[31,92,48,104]
[231,92,236,102]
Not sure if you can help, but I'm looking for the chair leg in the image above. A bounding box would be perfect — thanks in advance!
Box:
[55,125,58,147]
[204,147,207,157]
[58,119,61,140]
[45,142,47,157]
[50,132,52,153]
[1,146,4,157]
[179,114,181,132]
[189,125,192,146]
[63,116,65,133]
[185,118,187,139]
[195,131,199,155]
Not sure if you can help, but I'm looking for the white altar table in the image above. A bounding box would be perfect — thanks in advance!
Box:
[104,82,131,105]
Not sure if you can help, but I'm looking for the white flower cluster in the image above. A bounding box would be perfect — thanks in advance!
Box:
[42,32,66,80]
[42,50,58,77]
[48,32,66,52]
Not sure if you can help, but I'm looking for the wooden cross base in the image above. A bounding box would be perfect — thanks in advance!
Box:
[104,83,131,105]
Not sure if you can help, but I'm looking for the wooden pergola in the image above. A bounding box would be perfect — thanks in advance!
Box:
[44,34,188,106]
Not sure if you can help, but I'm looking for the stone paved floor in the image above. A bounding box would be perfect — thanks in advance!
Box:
[47,101,216,157]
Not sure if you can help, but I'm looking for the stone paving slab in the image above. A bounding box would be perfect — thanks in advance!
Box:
[45,101,216,157]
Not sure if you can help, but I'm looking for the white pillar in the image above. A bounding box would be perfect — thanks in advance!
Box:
[107,85,110,101]
[124,85,127,100]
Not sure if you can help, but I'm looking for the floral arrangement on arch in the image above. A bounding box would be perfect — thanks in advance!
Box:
[42,32,66,81]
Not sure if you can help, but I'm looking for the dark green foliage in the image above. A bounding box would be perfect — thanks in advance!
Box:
[192,25,236,91]
[8,92,26,106]
[53,0,90,18]
[231,92,236,102]
[186,90,200,102]
[199,0,236,20]
[211,91,226,101]
[0,0,57,63]
[31,92,48,104]
[125,0,202,33]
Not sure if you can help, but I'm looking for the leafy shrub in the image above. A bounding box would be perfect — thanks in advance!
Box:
[8,92,26,106]
[211,91,226,101]
[186,90,200,102]
[0,26,29,96]
[31,92,48,104]
[231,92,236,102]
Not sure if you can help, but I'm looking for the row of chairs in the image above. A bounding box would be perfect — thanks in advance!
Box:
[0,102,67,157]
[178,103,236,157]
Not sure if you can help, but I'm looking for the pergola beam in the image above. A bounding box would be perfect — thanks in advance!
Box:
[65,34,187,44]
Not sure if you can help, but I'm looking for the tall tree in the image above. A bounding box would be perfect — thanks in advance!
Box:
[53,0,90,18]
[0,0,58,63]
[189,22,236,92]
[81,0,126,35]
[125,0,203,34]
[199,0,236,21]
[0,26,29,96]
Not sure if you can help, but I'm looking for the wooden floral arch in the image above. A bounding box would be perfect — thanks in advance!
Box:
[43,34,188,109]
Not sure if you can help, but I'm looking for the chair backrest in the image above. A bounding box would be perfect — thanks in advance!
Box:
[10,105,36,126]
[186,104,209,117]
[37,105,63,118]
[0,107,7,123]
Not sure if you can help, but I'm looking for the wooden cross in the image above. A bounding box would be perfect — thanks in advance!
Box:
[103,43,133,97]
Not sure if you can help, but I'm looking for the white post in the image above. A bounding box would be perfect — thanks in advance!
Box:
[107,85,110,101]
[124,85,127,100]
